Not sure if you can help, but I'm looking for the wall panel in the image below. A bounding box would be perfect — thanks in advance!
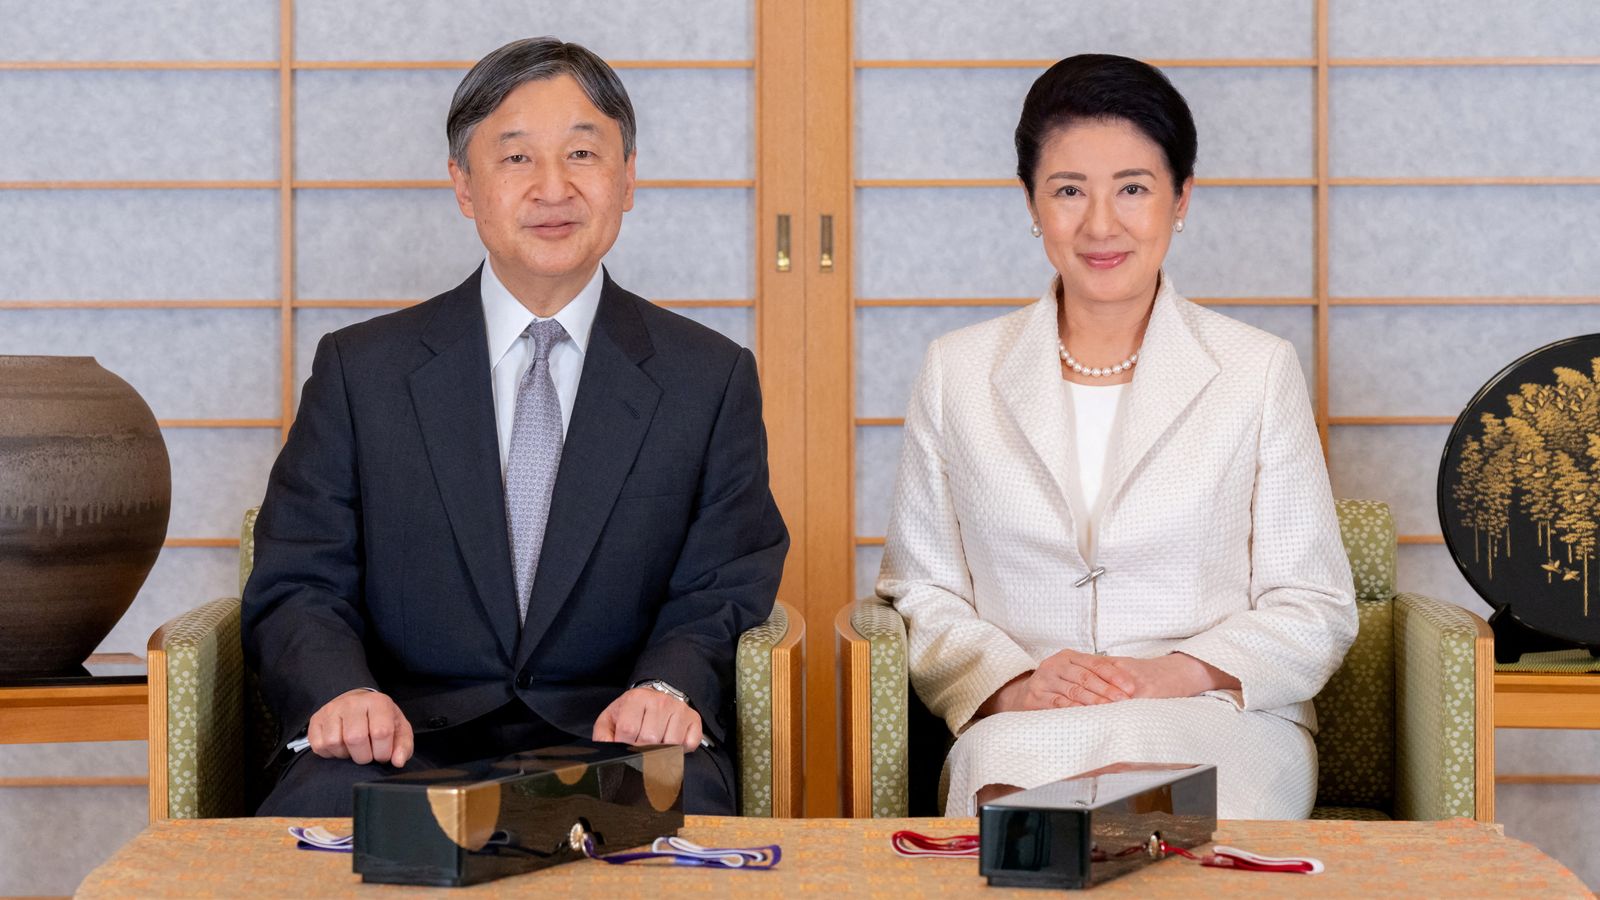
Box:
[0,72,279,181]
[0,1,278,61]
[856,0,1313,60]
[0,191,279,300]
[294,0,753,60]
[0,309,280,419]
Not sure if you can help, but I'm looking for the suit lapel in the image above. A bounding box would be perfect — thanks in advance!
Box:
[992,293,1082,543]
[1099,277,1220,515]
[407,267,521,661]
[515,273,662,669]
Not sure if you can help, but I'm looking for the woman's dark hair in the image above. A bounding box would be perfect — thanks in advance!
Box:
[1015,54,1196,196]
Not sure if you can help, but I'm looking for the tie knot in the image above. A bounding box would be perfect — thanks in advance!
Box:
[522,318,567,359]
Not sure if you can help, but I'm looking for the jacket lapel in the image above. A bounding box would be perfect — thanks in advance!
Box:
[515,273,662,669]
[992,293,1081,542]
[407,267,521,661]
[1099,277,1220,515]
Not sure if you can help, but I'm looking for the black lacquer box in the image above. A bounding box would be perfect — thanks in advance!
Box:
[352,742,684,887]
[978,762,1217,890]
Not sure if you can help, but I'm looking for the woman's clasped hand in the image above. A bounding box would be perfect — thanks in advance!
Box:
[979,650,1237,716]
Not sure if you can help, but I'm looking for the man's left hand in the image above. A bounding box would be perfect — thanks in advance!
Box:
[592,687,703,752]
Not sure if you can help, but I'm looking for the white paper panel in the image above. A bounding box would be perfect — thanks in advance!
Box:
[294,188,481,299]
[1395,543,1493,620]
[856,0,1312,60]
[0,0,277,61]
[296,188,751,301]
[0,787,146,896]
[0,72,278,181]
[0,741,146,778]
[96,547,240,656]
[855,305,1019,419]
[856,67,1313,180]
[295,0,752,61]
[295,68,752,182]
[1497,729,1600,776]
[1329,187,1600,298]
[856,187,1312,299]
[0,309,280,420]
[857,545,885,600]
[1330,306,1600,417]
[670,307,754,351]
[1497,785,1600,889]
[1331,68,1600,178]
[1327,425,1451,538]
[856,424,905,537]
[293,307,395,405]
[163,428,278,538]
[0,191,278,301]
[1330,0,1600,57]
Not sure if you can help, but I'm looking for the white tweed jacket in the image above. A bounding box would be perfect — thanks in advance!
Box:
[877,276,1358,735]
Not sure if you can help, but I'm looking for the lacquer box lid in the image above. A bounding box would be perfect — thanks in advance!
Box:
[353,741,684,887]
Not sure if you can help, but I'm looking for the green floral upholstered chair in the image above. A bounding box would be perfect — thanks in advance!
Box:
[836,499,1495,822]
[148,509,805,820]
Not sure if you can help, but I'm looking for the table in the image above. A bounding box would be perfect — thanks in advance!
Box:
[77,815,1588,898]
[0,653,146,745]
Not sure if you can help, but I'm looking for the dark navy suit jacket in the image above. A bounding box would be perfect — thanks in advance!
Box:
[242,267,789,762]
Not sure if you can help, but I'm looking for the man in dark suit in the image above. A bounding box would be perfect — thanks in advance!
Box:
[242,37,788,816]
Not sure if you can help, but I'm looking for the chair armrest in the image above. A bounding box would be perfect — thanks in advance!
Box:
[837,596,909,818]
[1392,592,1495,822]
[147,598,249,821]
[735,600,805,817]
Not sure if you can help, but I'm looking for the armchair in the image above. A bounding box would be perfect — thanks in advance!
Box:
[837,499,1495,821]
[148,509,805,819]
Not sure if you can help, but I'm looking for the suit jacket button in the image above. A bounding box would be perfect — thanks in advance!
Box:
[425,716,448,729]
[515,673,533,690]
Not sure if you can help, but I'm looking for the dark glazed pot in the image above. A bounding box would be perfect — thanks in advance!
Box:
[0,356,171,676]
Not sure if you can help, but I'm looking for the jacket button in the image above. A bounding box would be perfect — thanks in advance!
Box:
[515,672,534,690]
[425,716,448,729]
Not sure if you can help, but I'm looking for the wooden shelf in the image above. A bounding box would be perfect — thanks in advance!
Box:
[1494,671,1600,729]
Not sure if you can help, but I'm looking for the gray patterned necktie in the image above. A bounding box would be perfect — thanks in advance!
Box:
[505,318,567,625]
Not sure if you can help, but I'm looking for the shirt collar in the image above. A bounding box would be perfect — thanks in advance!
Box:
[481,256,605,366]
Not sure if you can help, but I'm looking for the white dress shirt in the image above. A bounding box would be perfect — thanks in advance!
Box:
[1064,380,1126,563]
[481,257,604,477]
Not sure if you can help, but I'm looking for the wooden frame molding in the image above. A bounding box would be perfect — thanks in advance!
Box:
[769,600,807,818]
[835,603,875,818]
[1473,616,1496,822]
[146,629,171,821]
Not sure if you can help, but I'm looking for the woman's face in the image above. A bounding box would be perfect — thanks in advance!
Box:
[1026,117,1191,309]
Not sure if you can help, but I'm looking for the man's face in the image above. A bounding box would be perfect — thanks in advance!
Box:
[448,74,635,294]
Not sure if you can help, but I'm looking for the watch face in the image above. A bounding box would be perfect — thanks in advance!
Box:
[1438,334,1600,648]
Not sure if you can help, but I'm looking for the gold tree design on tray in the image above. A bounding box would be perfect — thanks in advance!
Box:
[1454,359,1600,615]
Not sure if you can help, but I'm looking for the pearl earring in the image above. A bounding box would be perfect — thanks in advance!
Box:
[1030,222,1042,238]
[1174,218,1185,233]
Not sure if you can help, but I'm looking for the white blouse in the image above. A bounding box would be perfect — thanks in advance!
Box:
[1064,380,1126,563]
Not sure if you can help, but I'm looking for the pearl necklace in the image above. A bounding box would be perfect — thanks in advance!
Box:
[1057,340,1139,378]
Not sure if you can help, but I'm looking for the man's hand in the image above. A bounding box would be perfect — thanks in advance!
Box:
[592,687,703,752]
[307,689,414,767]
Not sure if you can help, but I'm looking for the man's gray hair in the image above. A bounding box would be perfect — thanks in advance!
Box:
[447,37,636,170]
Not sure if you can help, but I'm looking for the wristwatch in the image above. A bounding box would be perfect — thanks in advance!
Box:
[631,679,690,705]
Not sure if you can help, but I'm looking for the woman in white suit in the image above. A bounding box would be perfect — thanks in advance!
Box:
[877,54,1357,818]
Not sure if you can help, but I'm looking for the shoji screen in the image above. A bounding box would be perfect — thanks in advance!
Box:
[0,1,756,893]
